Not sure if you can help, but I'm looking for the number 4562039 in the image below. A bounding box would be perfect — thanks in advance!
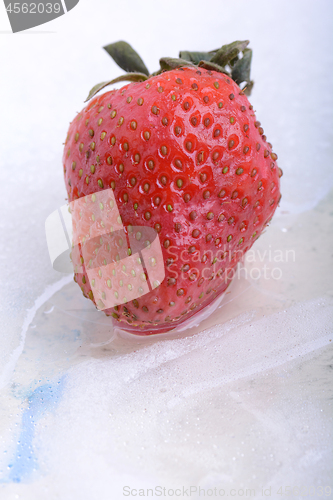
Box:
[6,3,61,14]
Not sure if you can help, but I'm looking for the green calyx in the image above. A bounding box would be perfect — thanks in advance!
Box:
[85,40,254,102]
[103,41,149,76]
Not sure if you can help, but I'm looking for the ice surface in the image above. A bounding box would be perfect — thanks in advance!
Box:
[0,0,332,498]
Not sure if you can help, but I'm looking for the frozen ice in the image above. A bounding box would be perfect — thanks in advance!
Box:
[0,0,332,498]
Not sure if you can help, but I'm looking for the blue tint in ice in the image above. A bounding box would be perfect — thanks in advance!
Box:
[1,377,65,484]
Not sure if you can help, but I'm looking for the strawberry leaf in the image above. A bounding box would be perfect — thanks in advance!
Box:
[210,40,249,68]
[84,73,148,102]
[103,41,149,76]
[159,57,196,71]
[231,48,252,85]
[179,51,214,64]
[198,60,230,75]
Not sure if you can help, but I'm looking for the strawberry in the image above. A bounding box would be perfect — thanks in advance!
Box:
[63,41,282,335]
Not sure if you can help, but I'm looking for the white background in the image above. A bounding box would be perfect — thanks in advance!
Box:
[0,1,332,499]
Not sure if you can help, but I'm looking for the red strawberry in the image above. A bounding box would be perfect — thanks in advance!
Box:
[63,41,282,335]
